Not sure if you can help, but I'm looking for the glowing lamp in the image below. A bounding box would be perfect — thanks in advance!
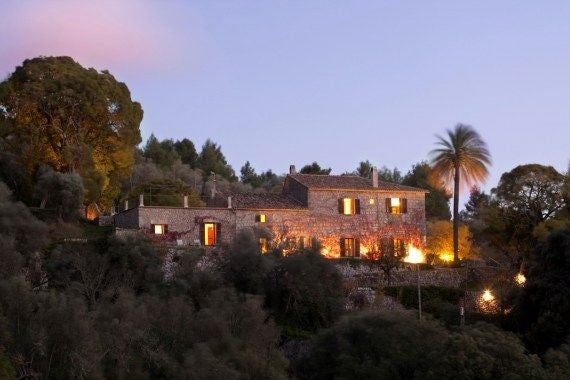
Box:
[405,245,425,264]
[482,289,494,302]
[515,273,526,286]
[440,253,453,262]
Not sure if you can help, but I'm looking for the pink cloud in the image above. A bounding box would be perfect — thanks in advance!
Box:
[0,0,187,75]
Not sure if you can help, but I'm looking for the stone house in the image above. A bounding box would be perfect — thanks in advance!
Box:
[114,166,427,259]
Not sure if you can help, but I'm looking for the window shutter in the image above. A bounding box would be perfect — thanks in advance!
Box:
[402,198,408,213]
[355,238,360,257]
[199,223,205,245]
[215,223,222,245]
[255,215,260,222]
[164,225,168,234]
[355,199,361,214]
[338,199,344,214]
[340,238,346,257]
[385,198,391,213]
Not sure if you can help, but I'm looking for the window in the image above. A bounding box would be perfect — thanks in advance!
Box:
[338,198,361,215]
[152,224,168,235]
[300,236,311,249]
[340,237,360,258]
[381,237,408,257]
[200,222,220,246]
[259,238,268,253]
[385,197,407,214]
[255,214,266,223]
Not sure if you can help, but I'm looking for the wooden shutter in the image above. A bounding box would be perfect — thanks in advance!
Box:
[199,223,205,245]
[355,238,360,257]
[340,238,346,257]
[338,199,344,214]
[255,215,260,222]
[385,198,391,213]
[401,198,408,213]
[355,199,361,214]
[164,225,168,234]
[215,223,222,245]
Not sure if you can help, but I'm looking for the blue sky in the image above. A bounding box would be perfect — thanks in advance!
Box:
[1,1,569,201]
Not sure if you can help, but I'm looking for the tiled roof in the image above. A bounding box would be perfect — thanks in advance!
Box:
[230,192,306,210]
[289,174,428,192]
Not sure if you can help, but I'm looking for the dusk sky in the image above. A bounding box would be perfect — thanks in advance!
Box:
[1,0,569,201]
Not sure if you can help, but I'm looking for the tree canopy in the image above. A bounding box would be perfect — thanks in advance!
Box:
[299,162,332,175]
[0,56,143,209]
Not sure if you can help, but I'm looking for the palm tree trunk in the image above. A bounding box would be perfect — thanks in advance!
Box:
[453,165,460,265]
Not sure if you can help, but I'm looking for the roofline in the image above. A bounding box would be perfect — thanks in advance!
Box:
[286,174,428,193]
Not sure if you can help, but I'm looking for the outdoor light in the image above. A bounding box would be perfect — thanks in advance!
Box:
[482,289,494,302]
[515,273,526,286]
[404,245,425,321]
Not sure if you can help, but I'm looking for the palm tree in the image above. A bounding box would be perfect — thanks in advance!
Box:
[430,124,491,265]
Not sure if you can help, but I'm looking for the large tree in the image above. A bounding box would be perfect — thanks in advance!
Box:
[0,56,143,209]
[430,124,491,265]
[402,162,451,220]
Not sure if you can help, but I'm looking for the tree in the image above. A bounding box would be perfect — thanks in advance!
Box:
[0,56,143,209]
[487,164,567,260]
[196,139,236,182]
[402,162,451,220]
[299,162,332,175]
[426,220,477,262]
[142,134,180,169]
[460,186,490,221]
[33,166,84,220]
[129,178,204,207]
[355,160,373,177]
[509,229,570,354]
[174,138,198,167]
[240,161,262,187]
[430,124,491,265]
[378,166,402,183]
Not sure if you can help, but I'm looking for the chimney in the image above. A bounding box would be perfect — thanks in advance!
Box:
[183,195,189,208]
[227,196,232,209]
[289,165,296,175]
[139,194,144,207]
[372,166,378,188]
[210,172,216,199]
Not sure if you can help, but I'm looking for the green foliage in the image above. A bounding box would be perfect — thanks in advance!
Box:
[240,161,283,192]
[299,162,332,175]
[33,166,84,220]
[265,250,344,334]
[197,139,236,182]
[296,311,552,379]
[487,164,567,259]
[403,161,451,220]
[142,133,181,168]
[0,56,143,209]
[509,229,570,354]
[384,285,464,308]
[295,311,449,379]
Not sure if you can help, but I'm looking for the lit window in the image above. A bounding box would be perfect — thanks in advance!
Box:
[203,223,218,246]
[259,238,267,253]
[339,198,360,215]
[340,237,360,258]
[153,224,167,235]
[300,236,311,249]
[386,197,407,214]
[256,214,266,223]
[381,237,408,256]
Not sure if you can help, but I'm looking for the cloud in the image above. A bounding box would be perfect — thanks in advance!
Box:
[0,0,186,75]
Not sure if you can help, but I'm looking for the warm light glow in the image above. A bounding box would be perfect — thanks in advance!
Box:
[369,198,375,205]
[440,252,453,262]
[404,245,425,264]
[204,223,216,246]
[360,245,369,255]
[390,197,401,207]
[515,273,526,286]
[343,198,354,215]
[259,238,267,253]
[259,214,266,223]
[154,224,164,234]
[482,289,494,302]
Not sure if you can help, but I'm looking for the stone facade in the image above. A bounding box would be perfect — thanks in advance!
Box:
[114,167,428,258]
